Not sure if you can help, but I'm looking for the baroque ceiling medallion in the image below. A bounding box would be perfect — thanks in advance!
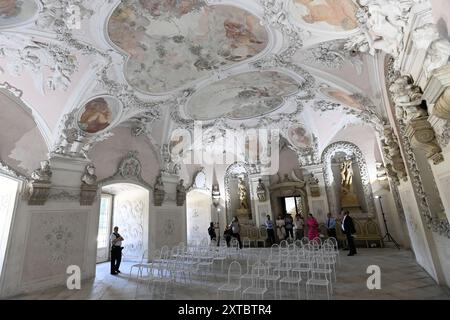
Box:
[77,96,122,135]
[185,70,300,120]
[107,0,269,94]
[288,0,360,33]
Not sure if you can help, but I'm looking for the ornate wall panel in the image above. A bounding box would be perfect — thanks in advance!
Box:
[21,210,88,284]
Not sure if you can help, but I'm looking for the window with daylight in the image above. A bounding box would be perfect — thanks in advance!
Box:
[0,174,19,278]
[96,194,112,263]
[284,196,303,216]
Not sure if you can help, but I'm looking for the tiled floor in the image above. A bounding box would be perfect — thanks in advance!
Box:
[10,248,450,300]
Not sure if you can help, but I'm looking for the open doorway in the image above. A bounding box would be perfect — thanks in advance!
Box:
[96,183,150,264]
[283,196,303,216]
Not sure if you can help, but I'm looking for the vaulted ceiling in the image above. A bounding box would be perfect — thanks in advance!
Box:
[0,0,389,169]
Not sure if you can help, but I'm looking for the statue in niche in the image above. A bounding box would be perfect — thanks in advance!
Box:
[80,163,98,206]
[256,178,267,202]
[340,160,353,189]
[81,163,97,185]
[176,179,186,206]
[153,172,165,206]
[307,173,321,197]
[238,177,249,210]
[340,159,359,209]
[31,160,52,183]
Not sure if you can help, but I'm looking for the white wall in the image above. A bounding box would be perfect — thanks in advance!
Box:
[186,190,212,245]
[113,188,149,262]
[0,156,100,298]
[398,183,439,281]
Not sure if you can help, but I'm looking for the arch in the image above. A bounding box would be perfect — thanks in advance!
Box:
[224,162,253,223]
[321,141,376,215]
[0,89,50,175]
[99,182,150,263]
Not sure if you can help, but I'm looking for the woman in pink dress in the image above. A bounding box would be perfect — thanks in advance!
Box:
[307,214,320,241]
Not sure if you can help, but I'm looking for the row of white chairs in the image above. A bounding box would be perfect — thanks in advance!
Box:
[131,237,340,299]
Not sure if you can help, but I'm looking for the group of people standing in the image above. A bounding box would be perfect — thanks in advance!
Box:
[264,212,345,246]
[207,211,357,256]
[208,216,243,249]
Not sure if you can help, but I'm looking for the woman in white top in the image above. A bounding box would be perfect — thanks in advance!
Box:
[294,214,305,240]
[276,215,286,241]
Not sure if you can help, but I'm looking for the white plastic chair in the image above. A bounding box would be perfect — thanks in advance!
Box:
[259,262,281,299]
[218,261,242,300]
[147,259,173,299]
[130,250,150,278]
[306,259,332,300]
[279,257,303,300]
[242,262,268,300]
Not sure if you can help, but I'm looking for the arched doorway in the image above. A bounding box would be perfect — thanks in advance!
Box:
[97,183,150,263]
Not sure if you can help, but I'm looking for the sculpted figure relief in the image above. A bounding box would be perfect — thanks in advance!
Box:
[381,128,408,183]
[340,160,353,189]
[81,163,97,185]
[348,0,417,57]
[389,75,428,122]
[31,160,52,183]
[256,178,267,202]
[238,177,248,210]
[176,179,186,206]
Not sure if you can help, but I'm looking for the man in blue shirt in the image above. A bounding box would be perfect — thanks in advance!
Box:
[265,215,275,246]
[326,213,337,239]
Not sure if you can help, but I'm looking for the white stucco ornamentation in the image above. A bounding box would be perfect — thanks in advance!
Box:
[347,0,423,61]
[0,33,78,93]
[321,141,376,215]
[390,75,443,164]
[380,127,408,185]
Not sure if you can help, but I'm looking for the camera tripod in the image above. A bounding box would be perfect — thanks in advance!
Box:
[377,196,400,249]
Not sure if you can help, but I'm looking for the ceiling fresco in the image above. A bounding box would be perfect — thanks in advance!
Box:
[320,87,364,110]
[0,0,38,28]
[107,0,269,94]
[287,123,313,149]
[288,0,359,32]
[185,71,300,120]
[77,97,122,134]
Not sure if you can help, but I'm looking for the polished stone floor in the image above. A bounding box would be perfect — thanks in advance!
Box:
[10,248,450,300]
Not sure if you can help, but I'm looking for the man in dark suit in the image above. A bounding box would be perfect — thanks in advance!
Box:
[342,211,357,256]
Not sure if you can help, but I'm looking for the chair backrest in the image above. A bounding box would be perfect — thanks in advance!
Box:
[354,219,364,236]
[231,238,239,249]
[151,249,161,261]
[250,227,259,239]
[326,237,338,249]
[259,226,267,238]
[227,261,242,285]
[294,240,303,249]
[200,237,209,247]
[365,219,381,237]
[279,240,288,248]
[301,237,310,245]
[246,254,259,274]
[250,262,267,289]
[139,249,148,263]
